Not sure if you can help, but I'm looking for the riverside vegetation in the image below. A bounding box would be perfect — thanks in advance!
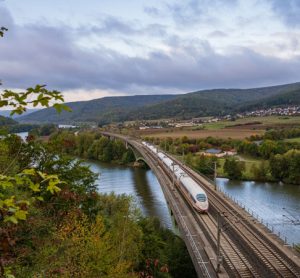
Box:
[46,130,137,165]
[144,128,300,185]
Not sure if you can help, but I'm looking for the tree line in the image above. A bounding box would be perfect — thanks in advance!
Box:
[46,131,136,164]
[144,133,300,184]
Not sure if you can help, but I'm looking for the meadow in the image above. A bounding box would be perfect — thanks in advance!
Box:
[284,137,300,143]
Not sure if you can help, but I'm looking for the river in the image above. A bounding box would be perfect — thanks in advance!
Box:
[85,160,300,245]
[15,131,29,141]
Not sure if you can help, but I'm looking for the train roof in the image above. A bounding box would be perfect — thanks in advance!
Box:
[145,143,207,198]
[180,175,207,196]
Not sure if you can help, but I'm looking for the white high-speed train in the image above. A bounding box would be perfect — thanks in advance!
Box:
[142,141,209,212]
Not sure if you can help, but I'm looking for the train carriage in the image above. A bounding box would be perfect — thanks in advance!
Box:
[142,141,209,212]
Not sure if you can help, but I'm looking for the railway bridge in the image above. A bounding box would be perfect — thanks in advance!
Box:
[103,132,300,278]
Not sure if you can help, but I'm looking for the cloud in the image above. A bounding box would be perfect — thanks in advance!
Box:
[166,0,238,26]
[0,6,14,32]
[63,88,125,102]
[208,30,228,38]
[1,5,300,100]
[268,0,300,27]
[143,6,162,17]
[79,16,167,38]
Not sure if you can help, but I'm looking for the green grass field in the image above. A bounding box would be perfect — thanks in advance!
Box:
[284,137,300,143]
[175,152,265,179]
[217,155,265,178]
[203,116,300,130]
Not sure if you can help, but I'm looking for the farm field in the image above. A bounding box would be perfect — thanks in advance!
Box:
[139,128,264,139]
[138,116,300,139]
[203,116,300,130]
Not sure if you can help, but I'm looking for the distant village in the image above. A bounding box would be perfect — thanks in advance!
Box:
[136,105,300,130]
[241,106,300,117]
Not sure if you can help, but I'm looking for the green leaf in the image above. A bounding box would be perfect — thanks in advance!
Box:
[15,210,28,220]
[29,183,40,192]
[0,100,8,107]
[22,168,36,175]
[0,180,14,189]
[4,197,16,207]
[37,171,46,179]
[17,200,30,206]
[52,103,63,113]
[4,215,18,224]
[47,179,61,194]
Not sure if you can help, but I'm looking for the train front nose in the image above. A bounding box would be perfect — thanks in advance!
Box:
[198,201,209,212]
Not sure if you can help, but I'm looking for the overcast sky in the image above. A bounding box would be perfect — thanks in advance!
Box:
[1,0,300,101]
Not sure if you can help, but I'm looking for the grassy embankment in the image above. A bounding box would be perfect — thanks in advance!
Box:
[217,154,266,179]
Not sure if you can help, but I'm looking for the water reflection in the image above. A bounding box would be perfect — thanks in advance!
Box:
[85,160,173,229]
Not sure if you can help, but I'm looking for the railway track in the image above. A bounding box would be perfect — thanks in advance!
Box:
[138,144,216,277]
[141,144,256,277]
[196,212,258,277]
[141,142,300,277]
[179,160,300,277]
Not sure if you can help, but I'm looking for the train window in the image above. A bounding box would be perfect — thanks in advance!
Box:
[196,194,206,202]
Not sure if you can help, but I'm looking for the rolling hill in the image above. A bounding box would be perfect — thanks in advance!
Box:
[19,82,300,124]
[127,83,300,120]
[0,115,17,126]
[238,88,300,111]
[19,95,177,124]
[0,109,40,118]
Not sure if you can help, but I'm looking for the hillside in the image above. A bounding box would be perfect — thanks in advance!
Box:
[238,88,300,111]
[0,109,39,118]
[19,95,177,124]
[19,82,300,124]
[0,115,18,126]
[128,83,300,120]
